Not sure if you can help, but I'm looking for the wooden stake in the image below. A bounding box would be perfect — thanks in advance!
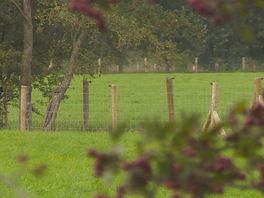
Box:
[19,85,21,129]
[166,77,175,122]
[203,82,226,134]
[136,64,140,72]
[144,57,148,72]
[212,111,226,135]
[27,86,32,129]
[242,57,246,71]
[111,85,117,130]
[209,82,218,129]
[20,85,28,131]
[259,95,264,106]
[203,110,212,130]
[254,77,264,106]
[195,57,198,72]
[255,77,262,97]
[98,58,102,77]
[83,80,90,130]
[211,82,218,112]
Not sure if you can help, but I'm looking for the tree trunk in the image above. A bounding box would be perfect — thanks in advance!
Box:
[20,0,33,130]
[43,30,86,130]
[83,80,89,130]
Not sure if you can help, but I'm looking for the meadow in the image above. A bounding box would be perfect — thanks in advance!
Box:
[0,131,263,198]
[1,72,264,197]
[8,72,264,131]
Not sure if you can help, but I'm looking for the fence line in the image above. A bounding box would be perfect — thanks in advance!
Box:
[99,56,264,73]
[1,75,263,131]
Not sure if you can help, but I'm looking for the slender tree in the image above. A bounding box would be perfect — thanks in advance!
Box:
[43,29,86,130]
[20,0,33,130]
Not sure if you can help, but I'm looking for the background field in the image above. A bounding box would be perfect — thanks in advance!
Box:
[0,131,263,198]
[8,72,264,131]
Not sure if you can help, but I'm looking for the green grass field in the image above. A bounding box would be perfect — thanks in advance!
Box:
[0,131,263,198]
[2,72,264,197]
[8,72,264,131]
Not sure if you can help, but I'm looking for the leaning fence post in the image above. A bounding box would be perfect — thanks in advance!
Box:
[254,77,264,106]
[166,77,175,122]
[211,82,218,112]
[255,77,263,97]
[111,84,117,130]
[204,82,217,130]
[203,82,226,135]
[83,80,90,130]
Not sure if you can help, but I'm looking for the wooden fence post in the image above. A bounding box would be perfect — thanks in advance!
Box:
[83,80,90,130]
[166,77,175,122]
[144,57,148,72]
[19,85,21,129]
[203,82,226,135]
[98,58,102,77]
[136,64,140,72]
[211,82,218,112]
[254,77,264,106]
[255,77,262,97]
[20,85,29,131]
[204,82,217,130]
[27,86,32,129]
[195,57,198,72]
[111,84,117,129]
[242,57,246,71]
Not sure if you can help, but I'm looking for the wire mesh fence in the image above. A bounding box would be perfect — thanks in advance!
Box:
[3,73,263,131]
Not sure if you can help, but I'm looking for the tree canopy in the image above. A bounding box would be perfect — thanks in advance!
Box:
[1,0,264,128]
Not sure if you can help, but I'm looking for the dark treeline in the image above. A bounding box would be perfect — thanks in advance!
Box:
[1,0,264,76]
[0,0,263,128]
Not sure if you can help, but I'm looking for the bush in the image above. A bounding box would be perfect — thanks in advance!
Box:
[88,103,264,198]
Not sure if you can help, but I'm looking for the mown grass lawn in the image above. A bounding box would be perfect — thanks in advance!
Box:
[0,131,139,198]
[0,131,263,198]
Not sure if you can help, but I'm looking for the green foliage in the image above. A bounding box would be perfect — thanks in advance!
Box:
[187,0,264,70]
[88,103,264,198]
[0,45,20,126]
